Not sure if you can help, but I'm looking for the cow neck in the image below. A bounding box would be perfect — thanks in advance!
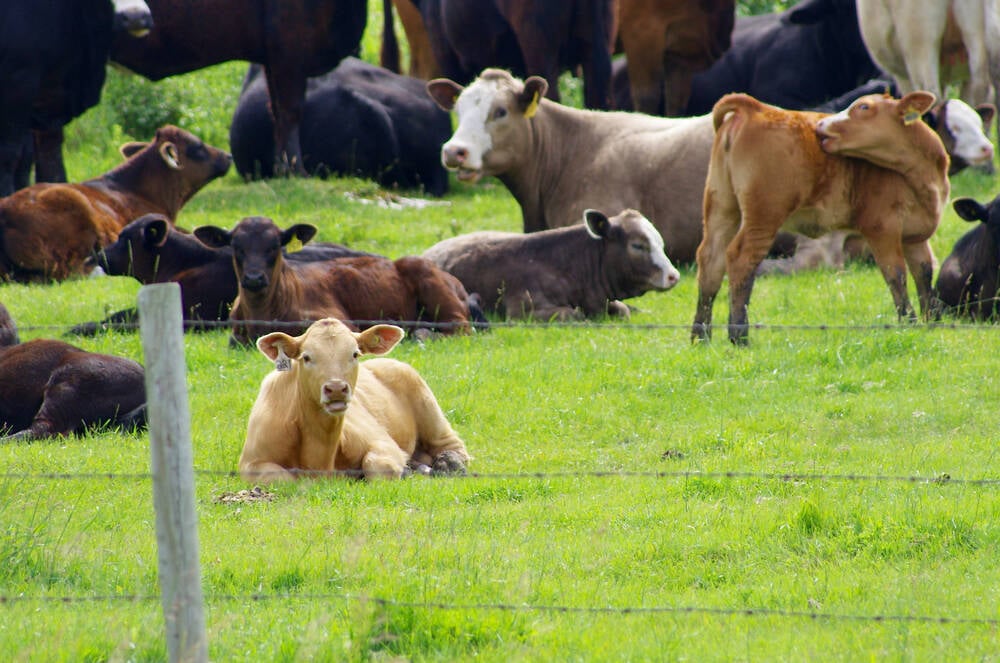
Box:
[857,130,950,220]
[497,102,597,233]
[240,259,305,321]
[94,150,188,217]
[291,379,346,442]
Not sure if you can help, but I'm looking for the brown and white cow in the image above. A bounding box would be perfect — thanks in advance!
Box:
[692,91,949,344]
[193,216,474,346]
[424,208,680,320]
[239,317,469,481]
[0,125,231,282]
[0,338,147,441]
[427,68,714,264]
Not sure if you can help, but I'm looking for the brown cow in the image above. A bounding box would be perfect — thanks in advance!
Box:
[193,216,474,346]
[0,301,18,348]
[691,91,949,344]
[381,0,441,80]
[0,338,146,442]
[423,208,680,320]
[240,318,470,481]
[0,125,231,282]
[111,0,367,174]
[428,69,715,264]
[617,0,735,115]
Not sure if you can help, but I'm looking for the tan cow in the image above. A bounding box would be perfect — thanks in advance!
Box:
[239,318,470,482]
[692,91,949,344]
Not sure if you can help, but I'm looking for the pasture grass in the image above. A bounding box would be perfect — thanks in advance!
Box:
[3,4,1000,659]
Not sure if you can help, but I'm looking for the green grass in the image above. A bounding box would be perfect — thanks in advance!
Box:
[4,3,1000,660]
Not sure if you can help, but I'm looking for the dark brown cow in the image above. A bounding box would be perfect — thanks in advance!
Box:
[0,125,231,282]
[73,213,372,333]
[111,0,366,174]
[617,0,735,115]
[935,195,1000,320]
[415,0,615,109]
[424,209,680,320]
[193,216,474,346]
[0,338,146,442]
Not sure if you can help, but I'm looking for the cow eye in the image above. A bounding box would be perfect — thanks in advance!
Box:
[352,350,360,359]
[301,353,311,363]
[630,242,647,252]
[493,107,507,120]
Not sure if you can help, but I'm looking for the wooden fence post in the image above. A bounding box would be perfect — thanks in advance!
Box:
[138,283,208,663]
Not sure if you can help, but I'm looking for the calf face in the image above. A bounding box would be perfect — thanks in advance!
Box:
[931,99,995,174]
[815,92,938,165]
[93,213,174,281]
[256,319,404,417]
[428,69,548,182]
[587,209,680,296]
[194,216,317,293]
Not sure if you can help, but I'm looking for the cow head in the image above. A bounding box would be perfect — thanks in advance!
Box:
[585,209,681,298]
[428,69,548,182]
[92,213,171,280]
[111,0,154,37]
[815,92,943,170]
[925,100,996,175]
[256,318,404,417]
[953,196,1000,249]
[194,217,317,294]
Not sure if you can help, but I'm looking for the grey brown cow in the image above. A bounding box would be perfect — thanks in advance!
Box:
[424,208,680,320]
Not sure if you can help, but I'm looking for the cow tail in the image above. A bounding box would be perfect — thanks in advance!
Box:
[712,93,763,150]
[380,0,401,73]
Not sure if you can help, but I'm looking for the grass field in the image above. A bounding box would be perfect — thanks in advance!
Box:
[3,5,1000,661]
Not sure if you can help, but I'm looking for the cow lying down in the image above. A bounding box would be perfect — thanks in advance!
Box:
[423,208,680,320]
[239,318,469,481]
[0,335,147,442]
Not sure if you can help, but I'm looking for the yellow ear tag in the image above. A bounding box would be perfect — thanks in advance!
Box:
[286,237,304,253]
[523,91,539,119]
[903,109,921,125]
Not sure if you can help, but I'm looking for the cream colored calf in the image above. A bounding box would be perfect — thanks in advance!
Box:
[239,318,469,481]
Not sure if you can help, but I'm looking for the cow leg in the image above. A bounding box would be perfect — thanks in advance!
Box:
[862,234,916,321]
[902,239,939,319]
[361,441,410,479]
[692,187,741,342]
[623,39,665,115]
[263,66,308,176]
[724,223,780,345]
[661,66,695,118]
[32,128,67,183]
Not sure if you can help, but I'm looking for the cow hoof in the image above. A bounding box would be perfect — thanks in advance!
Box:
[431,450,467,476]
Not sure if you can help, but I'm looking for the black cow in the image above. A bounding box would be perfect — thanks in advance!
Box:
[415,0,615,109]
[230,59,452,196]
[72,213,371,334]
[936,196,1000,320]
[111,0,367,175]
[681,0,882,115]
[0,338,147,442]
[0,0,153,196]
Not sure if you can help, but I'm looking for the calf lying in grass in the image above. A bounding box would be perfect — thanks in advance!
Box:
[239,317,469,481]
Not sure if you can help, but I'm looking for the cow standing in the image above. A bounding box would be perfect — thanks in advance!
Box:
[240,318,470,481]
[111,0,367,174]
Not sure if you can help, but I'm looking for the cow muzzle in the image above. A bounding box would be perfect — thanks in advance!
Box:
[241,273,269,292]
[321,379,352,416]
[441,144,482,183]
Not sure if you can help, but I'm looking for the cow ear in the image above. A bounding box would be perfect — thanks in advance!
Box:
[257,332,300,362]
[159,142,182,169]
[583,209,611,239]
[427,79,464,111]
[899,92,936,122]
[519,77,548,118]
[281,224,318,249]
[119,141,147,159]
[143,217,170,248]
[193,225,233,248]
[976,103,996,130]
[356,325,405,356]
[953,197,988,223]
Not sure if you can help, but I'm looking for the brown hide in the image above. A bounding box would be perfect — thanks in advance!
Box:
[0,126,231,282]
[692,92,949,344]
[618,0,735,115]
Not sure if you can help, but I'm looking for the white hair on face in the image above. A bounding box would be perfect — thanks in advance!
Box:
[943,99,994,166]
[633,213,680,289]
[444,79,505,171]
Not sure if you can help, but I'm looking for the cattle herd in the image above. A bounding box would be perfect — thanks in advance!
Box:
[2,0,1000,480]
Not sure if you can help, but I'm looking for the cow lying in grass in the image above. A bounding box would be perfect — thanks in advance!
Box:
[692,91,949,344]
[935,195,1000,320]
[423,208,680,320]
[0,330,146,441]
[194,216,475,346]
[239,317,469,481]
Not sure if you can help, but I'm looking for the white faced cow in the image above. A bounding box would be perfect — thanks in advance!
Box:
[239,318,470,482]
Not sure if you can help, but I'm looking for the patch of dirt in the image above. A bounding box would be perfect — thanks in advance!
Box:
[213,486,275,504]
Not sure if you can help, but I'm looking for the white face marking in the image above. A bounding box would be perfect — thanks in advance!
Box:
[441,79,502,173]
[634,214,680,290]
[816,108,850,134]
[943,99,994,166]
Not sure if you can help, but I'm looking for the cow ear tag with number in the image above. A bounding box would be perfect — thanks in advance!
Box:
[275,347,291,372]
[524,92,540,119]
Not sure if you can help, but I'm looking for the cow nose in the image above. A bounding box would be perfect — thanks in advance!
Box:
[323,380,349,399]
[442,144,468,167]
[242,273,268,292]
